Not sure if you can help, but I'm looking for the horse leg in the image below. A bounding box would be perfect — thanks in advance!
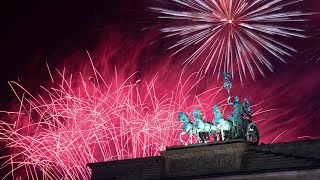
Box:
[200,132,206,143]
[199,132,203,143]
[221,130,225,141]
[179,132,186,144]
[206,132,210,141]
[199,131,203,143]
[216,132,220,142]
[215,128,221,141]
[212,130,217,142]
[189,131,193,145]
[196,130,201,143]
[204,132,209,143]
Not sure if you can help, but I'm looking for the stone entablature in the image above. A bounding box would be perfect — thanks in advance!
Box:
[161,140,247,177]
[87,139,320,180]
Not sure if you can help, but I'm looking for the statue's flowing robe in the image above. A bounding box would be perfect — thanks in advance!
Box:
[230,101,244,128]
[243,99,252,120]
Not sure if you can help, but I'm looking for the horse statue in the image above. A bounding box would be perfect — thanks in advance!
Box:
[193,109,206,143]
[213,105,235,141]
[193,109,218,143]
[177,111,217,144]
[177,112,196,145]
[202,121,218,142]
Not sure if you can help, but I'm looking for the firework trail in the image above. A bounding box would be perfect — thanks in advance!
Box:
[152,0,310,82]
[304,28,320,63]
[0,51,240,179]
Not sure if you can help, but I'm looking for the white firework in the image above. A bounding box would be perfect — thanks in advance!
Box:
[152,0,310,82]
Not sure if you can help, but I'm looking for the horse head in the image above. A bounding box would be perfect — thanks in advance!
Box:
[177,112,189,122]
[213,105,222,118]
[193,109,203,120]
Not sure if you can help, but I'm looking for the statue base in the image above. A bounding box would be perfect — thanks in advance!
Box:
[161,139,248,177]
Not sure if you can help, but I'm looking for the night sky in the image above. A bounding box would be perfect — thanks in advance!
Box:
[1,0,320,144]
[0,1,142,106]
[0,1,319,104]
[0,0,318,95]
[1,0,320,179]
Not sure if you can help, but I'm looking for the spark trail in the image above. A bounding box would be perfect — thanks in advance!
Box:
[0,50,318,179]
[304,28,320,63]
[0,54,236,179]
[152,0,309,82]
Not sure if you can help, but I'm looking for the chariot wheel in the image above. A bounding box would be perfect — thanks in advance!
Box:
[246,122,260,145]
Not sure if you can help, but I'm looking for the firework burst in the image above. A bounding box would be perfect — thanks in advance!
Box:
[152,0,310,82]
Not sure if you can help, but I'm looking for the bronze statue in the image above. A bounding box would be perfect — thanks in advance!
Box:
[177,72,260,145]
[221,72,259,144]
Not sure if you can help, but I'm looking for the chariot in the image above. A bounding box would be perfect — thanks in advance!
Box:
[177,72,260,145]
